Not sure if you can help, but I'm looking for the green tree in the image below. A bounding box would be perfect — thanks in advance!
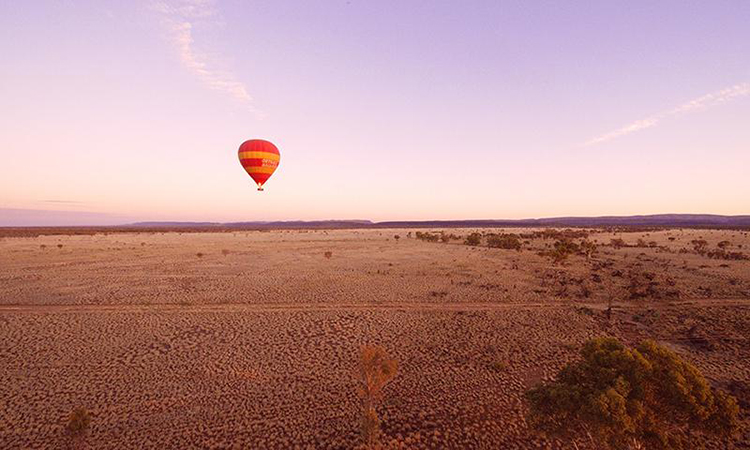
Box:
[526,338,739,449]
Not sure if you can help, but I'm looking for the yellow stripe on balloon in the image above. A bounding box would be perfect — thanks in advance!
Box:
[244,166,278,174]
[238,151,280,161]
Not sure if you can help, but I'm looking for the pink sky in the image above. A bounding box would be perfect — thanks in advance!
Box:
[1,1,749,225]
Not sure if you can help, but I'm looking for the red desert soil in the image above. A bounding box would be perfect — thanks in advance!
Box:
[1,228,749,448]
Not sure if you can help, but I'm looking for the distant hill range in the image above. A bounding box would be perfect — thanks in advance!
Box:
[131,214,750,229]
[3,214,750,237]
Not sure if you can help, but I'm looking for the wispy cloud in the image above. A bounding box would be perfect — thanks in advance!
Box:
[152,0,260,114]
[582,82,750,147]
[41,200,87,205]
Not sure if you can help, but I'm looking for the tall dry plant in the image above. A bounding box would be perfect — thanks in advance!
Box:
[66,406,91,449]
[357,345,398,449]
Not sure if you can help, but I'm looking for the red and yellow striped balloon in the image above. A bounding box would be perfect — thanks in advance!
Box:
[237,139,280,191]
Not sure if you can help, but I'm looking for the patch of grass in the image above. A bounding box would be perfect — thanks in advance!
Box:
[489,360,508,372]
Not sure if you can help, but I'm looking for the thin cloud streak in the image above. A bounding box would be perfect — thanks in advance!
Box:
[582,82,750,147]
[153,0,260,114]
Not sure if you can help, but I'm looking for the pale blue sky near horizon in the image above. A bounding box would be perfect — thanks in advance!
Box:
[1,0,749,225]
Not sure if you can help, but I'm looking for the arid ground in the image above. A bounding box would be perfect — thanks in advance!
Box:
[1,228,749,449]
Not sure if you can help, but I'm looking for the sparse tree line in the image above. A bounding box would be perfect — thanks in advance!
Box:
[409,228,750,265]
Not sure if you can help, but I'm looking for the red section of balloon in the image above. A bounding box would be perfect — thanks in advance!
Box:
[237,139,280,190]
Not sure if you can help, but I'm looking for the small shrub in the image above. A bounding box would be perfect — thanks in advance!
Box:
[578,240,597,259]
[691,239,709,254]
[40,244,47,249]
[464,232,481,246]
[440,232,457,243]
[196,252,204,258]
[221,249,231,256]
[57,244,64,249]
[487,233,522,251]
[490,360,508,372]
[324,251,333,259]
[705,249,748,261]
[415,231,440,242]
[393,235,400,241]
[610,238,626,249]
[66,407,91,448]
[539,240,580,264]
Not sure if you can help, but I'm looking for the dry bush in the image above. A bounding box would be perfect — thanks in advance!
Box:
[415,231,440,242]
[357,345,398,449]
[393,235,400,241]
[705,249,748,261]
[486,233,522,251]
[440,232,459,243]
[57,244,64,249]
[196,252,204,258]
[66,407,91,449]
[490,360,508,372]
[579,240,597,260]
[691,239,708,254]
[525,229,590,240]
[324,251,333,259]
[610,238,626,249]
[221,249,231,256]
[40,244,47,249]
[539,240,580,264]
[464,232,481,246]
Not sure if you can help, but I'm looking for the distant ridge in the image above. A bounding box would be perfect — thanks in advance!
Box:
[3,214,750,237]
[129,214,750,229]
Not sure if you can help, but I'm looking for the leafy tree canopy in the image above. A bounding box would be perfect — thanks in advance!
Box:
[526,337,740,449]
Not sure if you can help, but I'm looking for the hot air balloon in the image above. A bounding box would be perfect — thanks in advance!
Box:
[238,139,280,191]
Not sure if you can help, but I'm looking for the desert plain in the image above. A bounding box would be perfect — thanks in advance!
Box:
[1,227,749,449]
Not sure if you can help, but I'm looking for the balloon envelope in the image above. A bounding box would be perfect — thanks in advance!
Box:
[238,139,280,190]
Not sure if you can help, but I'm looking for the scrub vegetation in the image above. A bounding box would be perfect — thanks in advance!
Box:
[1,227,748,448]
[527,337,739,449]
